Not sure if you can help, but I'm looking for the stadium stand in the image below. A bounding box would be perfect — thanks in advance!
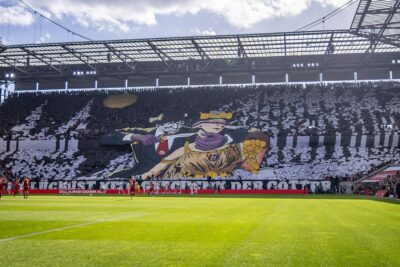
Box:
[2,82,400,139]
[0,82,399,184]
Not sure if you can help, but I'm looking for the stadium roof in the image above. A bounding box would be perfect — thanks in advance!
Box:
[0,30,400,69]
[351,0,400,51]
[0,0,400,80]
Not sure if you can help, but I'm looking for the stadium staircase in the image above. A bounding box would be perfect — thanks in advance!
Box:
[355,163,399,184]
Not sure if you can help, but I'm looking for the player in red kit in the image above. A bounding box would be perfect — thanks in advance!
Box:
[129,176,136,199]
[148,180,155,196]
[23,177,30,199]
[0,176,7,199]
[13,179,20,197]
[10,179,15,196]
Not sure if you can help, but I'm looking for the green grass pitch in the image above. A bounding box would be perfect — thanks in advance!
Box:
[0,195,399,267]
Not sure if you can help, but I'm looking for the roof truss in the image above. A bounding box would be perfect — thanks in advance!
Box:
[1,29,400,74]
[61,45,97,70]
[147,41,172,69]
[104,43,136,71]
[0,58,32,76]
[191,38,210,65]
[20,47,62,73]
[351,0,400,52]
[237,37,248,63]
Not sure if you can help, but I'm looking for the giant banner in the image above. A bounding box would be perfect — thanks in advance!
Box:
[100,110,269,179]
[21,179,331,193]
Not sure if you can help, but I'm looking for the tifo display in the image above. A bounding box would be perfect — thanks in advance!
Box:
[0,83,400,196]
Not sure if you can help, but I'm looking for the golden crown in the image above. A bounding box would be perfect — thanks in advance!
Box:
[200,112,233,120]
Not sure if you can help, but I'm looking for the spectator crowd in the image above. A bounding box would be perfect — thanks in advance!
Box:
[0,82,399,194]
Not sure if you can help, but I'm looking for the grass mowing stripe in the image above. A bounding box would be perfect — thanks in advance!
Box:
[0,212,146,243]
[1,196,399,266]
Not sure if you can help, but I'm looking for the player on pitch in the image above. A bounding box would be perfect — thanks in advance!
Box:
[129,176,136,199]
[12,178,20,197]
[0,176,7,199]
[23,177,30,199]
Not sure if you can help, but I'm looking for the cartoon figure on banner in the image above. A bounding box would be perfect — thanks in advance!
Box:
[100,111,268,179]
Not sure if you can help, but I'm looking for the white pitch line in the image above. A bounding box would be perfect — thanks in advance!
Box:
[0,213,145,243]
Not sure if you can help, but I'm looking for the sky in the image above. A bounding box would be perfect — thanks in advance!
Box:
[0,0,358,45]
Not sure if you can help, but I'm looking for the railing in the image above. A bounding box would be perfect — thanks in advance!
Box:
[13,78,400,94]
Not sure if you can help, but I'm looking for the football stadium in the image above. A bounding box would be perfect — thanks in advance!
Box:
[0,0,400,266]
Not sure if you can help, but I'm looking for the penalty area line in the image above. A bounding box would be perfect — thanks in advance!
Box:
[0,213,146,243]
